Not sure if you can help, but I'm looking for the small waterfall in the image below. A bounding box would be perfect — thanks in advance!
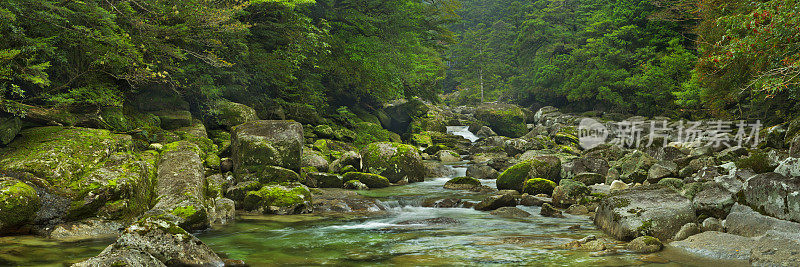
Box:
[446,126,479,142]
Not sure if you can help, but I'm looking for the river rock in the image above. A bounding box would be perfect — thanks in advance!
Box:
[594,185,696,241]
[75,218,223,266]
[0,178,40,234]
[474,103,527,138]
[741,172,800,223]
[301,150,329,172]
[692,182,735,219]
[243,183,312,215]
[443,177,481,191]
[673,223,700,241]
[565,204,589,215]
[423,161,455,178]
[313,188,385,213]
[551,179,590,208]
[476,126,497,138]
[361,142,425,183]
[610,150,656,184]
[647,161,677,183]
[474,193,516,211]
[669,231,753,261]
[231,120,304,175]
[343,172,391,189]
[307,172,343,188]
[490,207,531,218]
[540,203,564,218]
[626,236,663,254]
[467,164,499,180]
[609,180,629,191]
[343,180,369,190]
[497,156,560,191]
[724,204,800,237]
[49,219,123,242]
[329,151,362,173]
[422,198,463,208]
[561,158,610,180]
[572,173,604,186]
[522,178,556,195]
[701,217,723,232]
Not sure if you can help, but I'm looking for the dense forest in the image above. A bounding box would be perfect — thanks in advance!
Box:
[2,0,798,124]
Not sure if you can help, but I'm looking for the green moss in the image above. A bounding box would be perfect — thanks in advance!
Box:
[637,220,654,234]
[411,132,433,147]
[522,178,557,195]
[497,161,533,191]
[171,205,198,219]
[342,172,391,188]
[474,105,527,138]
[0,179,41,226]
[352,122,397,148]
[657,178,684,192]
[735,151,775,174]
[244,184,312,210]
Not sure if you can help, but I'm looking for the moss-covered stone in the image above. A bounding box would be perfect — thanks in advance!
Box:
[352,122,400,148]
[307,172,343,188]
[497,161,534,191]
[0,178,40,232]
[206,100,258,130]
[474,104,527,138]
[361,142,425,183]
[411,132,434,147]
[657,178,685,192]
[735,150,776,174]
[243,184,312,214]
[0,116,22,145]
[256,165,301,184]
[611,150,657,184]
[231,120,304,176]
[97,107,161,133]
[552,179,591,208]
[314,125,335,139]
[529,156,562,183]
[443,176,481,190]
[522,178,557,195]
[154,109,193,130]
[343,180,369,190]
[343,172,391,189]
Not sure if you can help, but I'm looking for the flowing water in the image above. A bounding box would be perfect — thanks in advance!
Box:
[0,128,736,266]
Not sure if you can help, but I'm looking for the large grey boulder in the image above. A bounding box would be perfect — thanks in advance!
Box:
[466,164,498,180]
[231,120,304,175]
[0,178,40,234]
[692,182,735,219]
[205,100,258,130]
[669,231,754,261]
[741,172,800,223]
[724,204,800,237]
[594,185,696,241]
[75,218,223,266]
[561,157,609,180]
[150,141,209,230]
[361,142,425,183]
[301,149,329,172]
[610,150,656,184]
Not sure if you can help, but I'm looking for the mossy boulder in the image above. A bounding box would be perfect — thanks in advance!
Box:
[301,149,330,172]
[361,142,425,183]
[344,180,369,190]
[96,107,161,133]
[573,173,605,186]
[474,104,527,138]
[306,172,343,188]
[443,177,481,190]
[152,141,209,230]
[343,172,391,189]
[741,172,800,223]
[243,184,312,215]
[627,236,663,254]
[352,122,401,148]
[154,110,193,130]
[0,116,22,145]
[313,125,335,139]
[611,150,657,184]
[231,120,304,176]
[522,178,557,195]
[0,178,40,233]
[735,151,777,174]
[205,100,258,130]
[496,161,534,191]
[552,179,591,208]
[529,156,562,182]
[252,165,301,184]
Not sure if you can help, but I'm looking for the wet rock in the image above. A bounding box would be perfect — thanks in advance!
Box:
[572,173,604,186]
[557,235,596,249]
[490,207,531,218]
[361,142,425,183]
[610,150,656,184]
[724,204,800,237]
[443,177,481,191]
[582,240,608,252]
[436,150,461,162]
[0,178,40,234]
[466,164,499,180]
[496,156,560,191]
[519,194,551,206]
[313,125,335,139]
[673,223,700,241]
[313,188,385,213]
[476,126,496,138]
[243,184,312,215]
[647,161,677,183]
[503,139,529,156]
[209,198,235,225]
[626,236,663,254]
[423,161,455,178]
[422,198,463,208]
[474,193,517,211]
[594,185,696,241]
[609,180,629,191]
[231,120,304,175]
[49,219,123,242]
[307,172,343,188]
[741,172,800,223]
[566,205,589,215]
[75,218,223,266]
[521,178,556,195]
[670,231,753,261]
[692,182,735,219]
[301,150,329,172]
[551,179,590,208]
[540,203,564,218]
[343,172,390,189]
